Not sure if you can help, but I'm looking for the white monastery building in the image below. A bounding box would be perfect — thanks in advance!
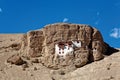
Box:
[55,40,82,58]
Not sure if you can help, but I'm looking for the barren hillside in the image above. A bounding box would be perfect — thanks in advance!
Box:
[0,34,119,80]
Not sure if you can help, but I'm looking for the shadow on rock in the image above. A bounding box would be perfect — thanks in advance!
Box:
[104,42,119,55]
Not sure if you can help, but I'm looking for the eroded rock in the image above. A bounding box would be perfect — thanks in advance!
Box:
[19,23,114,70]
[7,54,25,65]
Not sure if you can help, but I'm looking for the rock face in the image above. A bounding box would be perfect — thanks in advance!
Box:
[20,23,109,69]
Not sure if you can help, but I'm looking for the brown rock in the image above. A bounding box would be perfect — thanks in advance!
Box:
[7,54,25,65]
[9,43,21,50]
[92,50,104,61]
[22,63,29,68]
[31,58,39,63]
[33,67,37,71]
[92,40,104,61]
[74,50,89,68]
[19,23,112,69]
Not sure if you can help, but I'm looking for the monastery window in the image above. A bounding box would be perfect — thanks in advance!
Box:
[61,55,63,58]
[77,41,79,43]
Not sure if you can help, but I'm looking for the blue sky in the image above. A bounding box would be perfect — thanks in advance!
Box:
[0,0,120,48]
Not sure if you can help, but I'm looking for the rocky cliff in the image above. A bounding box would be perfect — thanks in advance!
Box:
[17,23,113,70]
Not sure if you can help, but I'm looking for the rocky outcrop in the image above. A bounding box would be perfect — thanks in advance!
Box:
[7,54,25,65]
[19,23,111,69]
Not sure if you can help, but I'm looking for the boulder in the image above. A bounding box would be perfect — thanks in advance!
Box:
[19,23,112,69]
[7,54,25,65]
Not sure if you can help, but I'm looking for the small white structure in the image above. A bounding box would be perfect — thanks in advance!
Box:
[55,40,82,58]
[72,40,82,48]
[55,41,74,58]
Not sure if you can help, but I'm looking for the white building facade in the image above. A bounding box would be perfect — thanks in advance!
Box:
[55,40,82,58]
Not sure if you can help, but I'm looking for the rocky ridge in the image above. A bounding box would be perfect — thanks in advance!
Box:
[16,23,115,70]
